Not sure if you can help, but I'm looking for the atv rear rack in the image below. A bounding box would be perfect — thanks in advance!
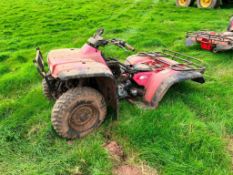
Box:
[186,31,233,43]
[138,49,205,73]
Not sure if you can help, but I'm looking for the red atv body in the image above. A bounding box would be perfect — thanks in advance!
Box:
[34,29,205,139]
[186,17,233,52]
[186,31,233,52]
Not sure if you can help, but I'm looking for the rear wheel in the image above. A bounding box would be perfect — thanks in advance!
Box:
[51,87,107,139]
[197,0,219,8]
[176,0,195,7]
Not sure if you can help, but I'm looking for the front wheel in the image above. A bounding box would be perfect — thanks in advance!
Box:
[51,87,107,139]
[197,0,219,8]
[42,79,54,100]
[176,0,195,7]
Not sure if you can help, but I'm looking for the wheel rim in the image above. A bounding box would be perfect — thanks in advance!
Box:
[69,104,99,132]
[200,0,212,8]
[178,0,188,6]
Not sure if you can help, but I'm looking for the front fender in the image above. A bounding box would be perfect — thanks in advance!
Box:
[144,70,205,108]
[53,60,113,80]
[95,77,118,119]
[51,60,118,118]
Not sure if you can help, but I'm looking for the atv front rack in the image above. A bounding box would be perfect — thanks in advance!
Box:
[186,31,233,43]
[33,48,46,78]
[138,49,205,73]
[33,48,54,93]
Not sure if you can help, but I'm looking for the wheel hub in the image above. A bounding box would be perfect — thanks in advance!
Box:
[69,104,99,132]
[178,0,188,6]
[200,0,212,8]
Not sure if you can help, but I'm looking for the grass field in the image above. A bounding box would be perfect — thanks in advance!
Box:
[0,0,233,174]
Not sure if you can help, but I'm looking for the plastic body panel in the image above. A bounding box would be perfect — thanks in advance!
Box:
[126,54,204,107]
[47,44,112,80]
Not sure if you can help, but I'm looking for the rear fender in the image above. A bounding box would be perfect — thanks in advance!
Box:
[144,70,205,108]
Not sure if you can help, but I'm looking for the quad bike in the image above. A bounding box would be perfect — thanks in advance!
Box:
[186,17,233,52]
[34,29,205,139]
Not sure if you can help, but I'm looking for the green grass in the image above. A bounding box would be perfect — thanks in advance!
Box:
[0,0,233,174]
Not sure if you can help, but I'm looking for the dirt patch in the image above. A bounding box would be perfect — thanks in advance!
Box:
[113,165,141,175]
[104,141,158,175]
[67,140,74,145]
[227,137,233,153]
[113,164,158,175]
[104,141,124,160]
[227,136,233,169]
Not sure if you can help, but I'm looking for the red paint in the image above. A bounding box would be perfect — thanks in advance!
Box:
[128,55,180,103]
[45,41,203,107]
[187,30,233,52]
[144,69,177,103]
[200,38,212,51]
[133,72,153,86]
[48,44,109,78]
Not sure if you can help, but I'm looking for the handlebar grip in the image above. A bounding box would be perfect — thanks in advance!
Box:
[125,43,135,51]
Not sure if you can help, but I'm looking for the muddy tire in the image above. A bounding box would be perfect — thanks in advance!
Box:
[176,0,195,7]
[197,0,219,8]
[51,87,107,139]
[42,79,54,100]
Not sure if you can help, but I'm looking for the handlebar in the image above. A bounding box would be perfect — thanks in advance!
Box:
[125,43,135,51]
[109,38,135,51]
[89,28,135,51]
